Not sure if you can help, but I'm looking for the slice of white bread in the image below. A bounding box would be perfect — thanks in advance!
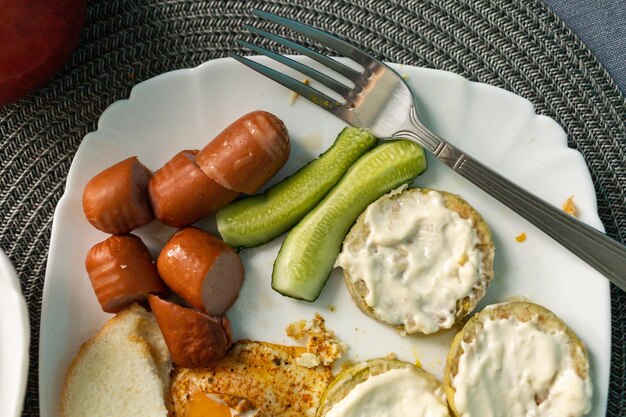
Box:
[61,303,172,417]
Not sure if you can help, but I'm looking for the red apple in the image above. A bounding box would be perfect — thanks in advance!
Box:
[0,0,86,107]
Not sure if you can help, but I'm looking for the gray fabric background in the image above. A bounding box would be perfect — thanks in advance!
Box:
[0,1,623,416]
[544,0,626,94]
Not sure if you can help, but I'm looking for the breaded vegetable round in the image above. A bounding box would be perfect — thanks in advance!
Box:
[338,187,494,334]
[444,301,592,417]
[317,358,449,417]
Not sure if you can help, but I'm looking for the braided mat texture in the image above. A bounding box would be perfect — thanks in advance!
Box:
[0,0,624,415]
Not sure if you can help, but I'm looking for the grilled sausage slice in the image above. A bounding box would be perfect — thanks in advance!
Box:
[148,295,232,368]
[149,150,239,227]
[82,157,154,233]
[86,234,167,313]
[157,227,244,316]
[196,111,290,194]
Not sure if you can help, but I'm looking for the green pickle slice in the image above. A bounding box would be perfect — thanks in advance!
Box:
[272,139,427,301]
[216,127,377,248]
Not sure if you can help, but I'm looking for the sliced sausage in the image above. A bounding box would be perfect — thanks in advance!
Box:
[157,227,244,316]
[148,295,232,367]
[86,234,167,313]
[196,111,290,194]
[82,157,154,234]
[149,150,240,228]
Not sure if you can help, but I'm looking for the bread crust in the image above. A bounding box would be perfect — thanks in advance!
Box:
[341,187,495,334]
[443,301,591,417]
[316,358,446,417]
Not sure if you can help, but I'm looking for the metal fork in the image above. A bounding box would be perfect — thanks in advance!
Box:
[231,9,626,291]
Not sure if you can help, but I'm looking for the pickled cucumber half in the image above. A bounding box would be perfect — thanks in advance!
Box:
[272,140,427,301]
[216,127,377,248]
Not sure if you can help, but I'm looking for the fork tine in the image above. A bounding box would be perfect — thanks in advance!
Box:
[244,25,362,83]
[237,40,353,98]
[229,52,346,115]
[253,9,380,70]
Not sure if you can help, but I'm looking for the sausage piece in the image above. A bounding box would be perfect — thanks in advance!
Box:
[149,150,240,228]
[86,234,167,313]
[157,227,244,316]
[148,295,232,367]
[82,157,154,234]
[196,111,290,194]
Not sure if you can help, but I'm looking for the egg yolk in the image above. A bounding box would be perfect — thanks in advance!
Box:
[186,392,232,417]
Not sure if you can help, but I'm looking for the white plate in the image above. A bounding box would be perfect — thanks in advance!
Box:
[39,57,611,417]
[0,249,30,417]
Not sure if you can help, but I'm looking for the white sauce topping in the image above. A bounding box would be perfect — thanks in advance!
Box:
[335,186,482,334]
[452,315,592,417]
[326,367,449,417]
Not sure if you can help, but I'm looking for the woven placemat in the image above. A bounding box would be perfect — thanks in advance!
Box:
[0,0,624,415]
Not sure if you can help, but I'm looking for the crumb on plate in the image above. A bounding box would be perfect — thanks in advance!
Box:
[287,313,347,367]
[562,195,577,217]
[515,232,526,243]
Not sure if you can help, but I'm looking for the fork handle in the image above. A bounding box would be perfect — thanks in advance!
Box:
[432,141,626,292]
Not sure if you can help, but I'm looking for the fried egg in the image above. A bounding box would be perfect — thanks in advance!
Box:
[169,340,334,417]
